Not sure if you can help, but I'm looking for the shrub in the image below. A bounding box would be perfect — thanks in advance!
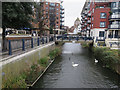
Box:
[38,56,49,67]
[81,42,89,48]
[49,48,61,59]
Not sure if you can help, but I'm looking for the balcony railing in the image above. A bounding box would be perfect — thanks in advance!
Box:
[85,17,87,21]
[60,16,64,18]
[85,23,87,26]
[87,13,91,17]
[60,12,64,14]
[108,35,120,38]
[109,14,120,20]
[87,27,90,30]
[87,20,91,23]
[85,11,88,15]
[108,24,120,29]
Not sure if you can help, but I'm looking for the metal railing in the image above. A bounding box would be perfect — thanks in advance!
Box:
[2,36,54,55]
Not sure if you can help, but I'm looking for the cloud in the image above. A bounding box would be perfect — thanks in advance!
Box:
[63,0,85,27]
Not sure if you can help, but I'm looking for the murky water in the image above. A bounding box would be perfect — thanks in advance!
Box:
[33,43,120,88]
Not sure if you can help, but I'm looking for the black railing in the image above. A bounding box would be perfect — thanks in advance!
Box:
[3,36,54,56]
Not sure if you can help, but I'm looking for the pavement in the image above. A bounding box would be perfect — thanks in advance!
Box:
[0,41,54,62]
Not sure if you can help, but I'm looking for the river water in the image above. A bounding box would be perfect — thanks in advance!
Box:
[33,43,120,88]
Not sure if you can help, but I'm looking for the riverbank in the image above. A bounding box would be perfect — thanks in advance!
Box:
[81,42,120,75]
[2,42,64,88]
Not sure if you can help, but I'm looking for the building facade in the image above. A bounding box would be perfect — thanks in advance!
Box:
[81,0,120,49]
[81,0,110,39]
[41,0,65,35]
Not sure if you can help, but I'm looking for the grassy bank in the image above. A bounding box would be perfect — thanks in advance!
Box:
[81,42,120,75]
[2,46,62,88]
[93,47,120,71]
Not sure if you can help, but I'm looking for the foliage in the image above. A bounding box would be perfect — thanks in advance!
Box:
[49,48,61,59]
[38,56,49,67]
[2,47,61,88]
[81,42,89,48]
[3,73,27,88]
[93,47,120,70]
[2,2,33,29]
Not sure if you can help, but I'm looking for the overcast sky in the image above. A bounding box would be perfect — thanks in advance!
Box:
[63,0,85,28]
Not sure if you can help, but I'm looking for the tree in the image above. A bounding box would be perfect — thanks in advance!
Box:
[2,2,34,51]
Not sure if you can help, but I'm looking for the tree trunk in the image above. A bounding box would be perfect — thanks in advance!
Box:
[2,28,7,52]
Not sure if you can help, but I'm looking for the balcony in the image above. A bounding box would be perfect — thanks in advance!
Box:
[83,16,85,19]
[60,12,64,14]
[85,17,87,21]
[82,20,85,23]
[108,24,120,29]
[60,20,64,22]
[60,15,64,18]
[87,26,90,30]
[109,14,120,20]
[84,10,88,15]
[87,13,91,17]
[85,6,88,10]
[87,20,91,24]
[85,23,87,26]
[60,8,64,11]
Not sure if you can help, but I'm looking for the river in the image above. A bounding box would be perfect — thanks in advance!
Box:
[33,43,120,88]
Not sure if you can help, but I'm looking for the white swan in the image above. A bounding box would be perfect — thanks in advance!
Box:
[72,62,79,67]
[95,59,98,63]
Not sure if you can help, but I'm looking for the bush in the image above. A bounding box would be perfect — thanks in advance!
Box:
[49,48,61,59]
[93,47,120,70]
[38,56,49,67]
[81,42,89,48]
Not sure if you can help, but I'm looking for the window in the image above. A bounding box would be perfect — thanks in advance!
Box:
[50,3,55,6]
[56,25,58,28]
[100,22,106,27]
[57,22,59,24]
[56,13,59,15]
[56,8,59,11]
[46,7,48,10]
[100,6,104,8]
[93,8,94,13]
[56,4,59,6]
[112,2,116,8]
[99,31,104,37]
[46,2,48,5]
[57,17,59,19]
[92,23,93,28]
[92,16,94,20]
[100,13,106,18]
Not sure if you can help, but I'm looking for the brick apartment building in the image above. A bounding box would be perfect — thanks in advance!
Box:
[41,0,65,35]
[81,0,120,49]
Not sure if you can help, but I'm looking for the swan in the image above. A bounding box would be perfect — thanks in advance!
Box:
[95,59,98,63]
[72,62,79,67]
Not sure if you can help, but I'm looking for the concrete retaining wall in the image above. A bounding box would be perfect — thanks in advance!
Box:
[1,42,55,87]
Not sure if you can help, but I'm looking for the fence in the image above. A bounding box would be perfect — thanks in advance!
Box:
[3,36,54,55]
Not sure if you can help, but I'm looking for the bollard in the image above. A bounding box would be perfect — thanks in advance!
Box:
[42,37,44,44]
[46,37,47,43]
[77,36,79,41]
[9,40,12,55]
[37,38,40,46]
[69,36,71,41]
[62,36,64,41]
[22,39,25,51]
[31,38,33,48]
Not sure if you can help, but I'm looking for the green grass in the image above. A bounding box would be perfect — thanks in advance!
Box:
[49,48,61,59]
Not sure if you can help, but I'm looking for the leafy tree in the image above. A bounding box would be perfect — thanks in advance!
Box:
[2,2,34,51]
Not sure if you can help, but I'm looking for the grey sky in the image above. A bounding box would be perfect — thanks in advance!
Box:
[63,0,85,28]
